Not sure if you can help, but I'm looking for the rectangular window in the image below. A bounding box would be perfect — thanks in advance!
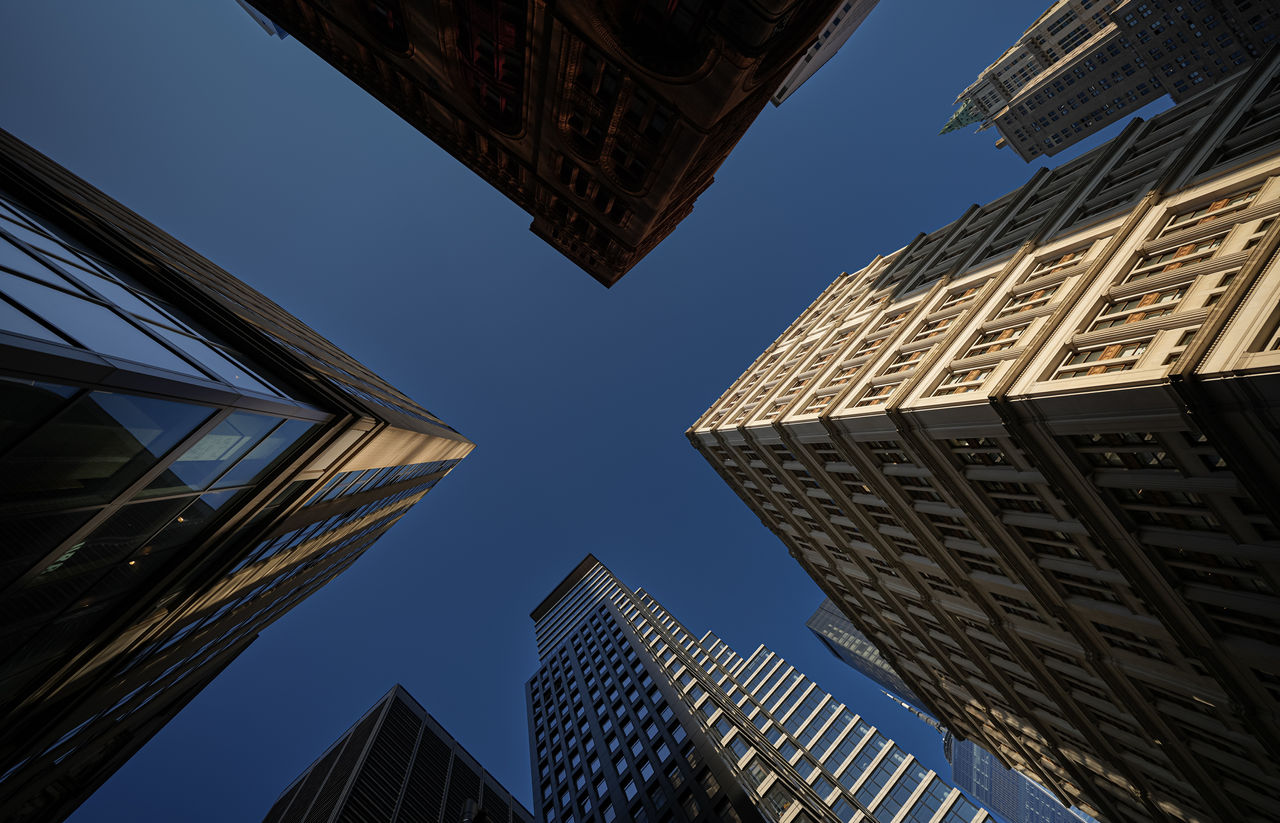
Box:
[1158,187,1259,237]
[1088,286,1185,331]
[964,324,1028,356]
[1053,339,1150,379]
[996,284,1059,316]
[1127,234,1226,281]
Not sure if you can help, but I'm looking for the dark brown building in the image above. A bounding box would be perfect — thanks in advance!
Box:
[246,0,843,286]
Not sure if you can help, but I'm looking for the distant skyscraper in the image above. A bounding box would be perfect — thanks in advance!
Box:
[771,1,879,106]
[943,0,1278,161]
[812,600,1095,823]
[0,130,473,822]
[945,734,1099,823]
[527,555,992,823]
[242,0,845,287]
[807,598,927,711]
[690,57,1280,823]
[263,685,533,823]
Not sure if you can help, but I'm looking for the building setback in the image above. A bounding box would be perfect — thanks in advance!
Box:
[242,0,844,287]
[0,130,473,822]
[527,555,992,823]
[943,0,1278,161]
[263,685,533,823]
[689,54,1280,823]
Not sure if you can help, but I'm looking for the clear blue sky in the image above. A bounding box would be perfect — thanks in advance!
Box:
[0,3,1168,820]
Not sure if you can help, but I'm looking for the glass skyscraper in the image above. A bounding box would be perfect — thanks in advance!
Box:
[527,555,992,823]
[0,129,473,821]
[806,599,928,713]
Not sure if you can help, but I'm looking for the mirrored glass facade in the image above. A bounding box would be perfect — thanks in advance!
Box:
[0,129,474,822]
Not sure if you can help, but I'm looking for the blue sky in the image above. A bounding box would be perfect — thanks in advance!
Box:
[0,2,1168,820]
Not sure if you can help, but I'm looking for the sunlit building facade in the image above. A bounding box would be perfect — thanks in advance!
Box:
[0,130,473,822]
[263,684,533,823]
[943,0,1279,161]
[243,0,844,286]
[690,57,1280,823]
[527,555,991,823]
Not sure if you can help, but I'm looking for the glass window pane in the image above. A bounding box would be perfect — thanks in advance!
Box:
[0,509,96,590]
[0,236,83,289]
[0,377,77,455]
[213,419,315,489]
[142,488,246,560]
[142,411,280,498]
[0,391,213,511]
[79,272,182,328]
[0,296,67,345]
[0,272,203,377]
[144,323,280,395]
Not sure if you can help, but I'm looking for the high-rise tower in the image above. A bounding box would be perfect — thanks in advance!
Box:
[240,0,845,286]
[0,130,473,822]
[770,1,880,106]
[263,685,533,823]
[943,0,1279,161]
[690,56,1280,823]
[527,555,992,823]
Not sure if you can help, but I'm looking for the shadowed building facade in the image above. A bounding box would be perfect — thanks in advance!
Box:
[242,0,843,286]
[0,131,473,822]
[690,55,1280,823]
[263,685,533,823]
[943,0,1279,161]
[527,555,991,823]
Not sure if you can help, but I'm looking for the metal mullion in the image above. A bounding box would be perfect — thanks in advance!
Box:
[0,406,235,599]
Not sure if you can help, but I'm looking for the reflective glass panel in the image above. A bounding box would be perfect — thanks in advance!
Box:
[145,323,279,395]
[213,418,315,489]
[0,391,213,511]
[142,411,280,498]
[0,236,83,289]
[0,297,66,344]
[0,272,202,376]
[0,509,95,590]
[0,378,77,454]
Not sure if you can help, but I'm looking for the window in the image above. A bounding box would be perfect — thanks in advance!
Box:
[964,324,1027,356]
[932,367,994,395]
[1127,234,1226,281]
[1089,286,1185,330]
[1053,339,1150,379]
[1158,187,1259,237]
[997,285,1058,316]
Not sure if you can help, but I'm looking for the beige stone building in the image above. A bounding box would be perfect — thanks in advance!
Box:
[944,0,1279,161]
[690,54,1280,823]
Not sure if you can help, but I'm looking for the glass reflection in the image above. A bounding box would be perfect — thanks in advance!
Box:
[141,411,279,498]
[0,391,212,512]
[212,418,315,489]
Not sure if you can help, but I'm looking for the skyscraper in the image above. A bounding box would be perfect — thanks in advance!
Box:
[0,130,473,822]
[811,600,1093,823]
[263,685,533,823]
[771,1,879,106]
[689,55,1280,823]
[807,599,927,711]
[527,555,992,823]
[240,0,845,286]
[943,0,1279,161]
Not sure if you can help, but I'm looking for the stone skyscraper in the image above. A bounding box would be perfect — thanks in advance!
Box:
[527,555,992,823]
[241,0,846,286]
[691,55,1280,823]
[263,685,533,823]
[0,130,473,822]
[943,0,1278,161]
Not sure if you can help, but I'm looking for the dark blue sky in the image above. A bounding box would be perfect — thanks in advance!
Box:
[1,3,1168,820]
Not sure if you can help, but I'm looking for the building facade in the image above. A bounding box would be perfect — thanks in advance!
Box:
[263,685,533,823]
[243,0,844,286]
[527,555,992,823]
[771,1,879,106]
[0,130,473,822]
[943,0,1279,161]
[690,55,1280,823]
